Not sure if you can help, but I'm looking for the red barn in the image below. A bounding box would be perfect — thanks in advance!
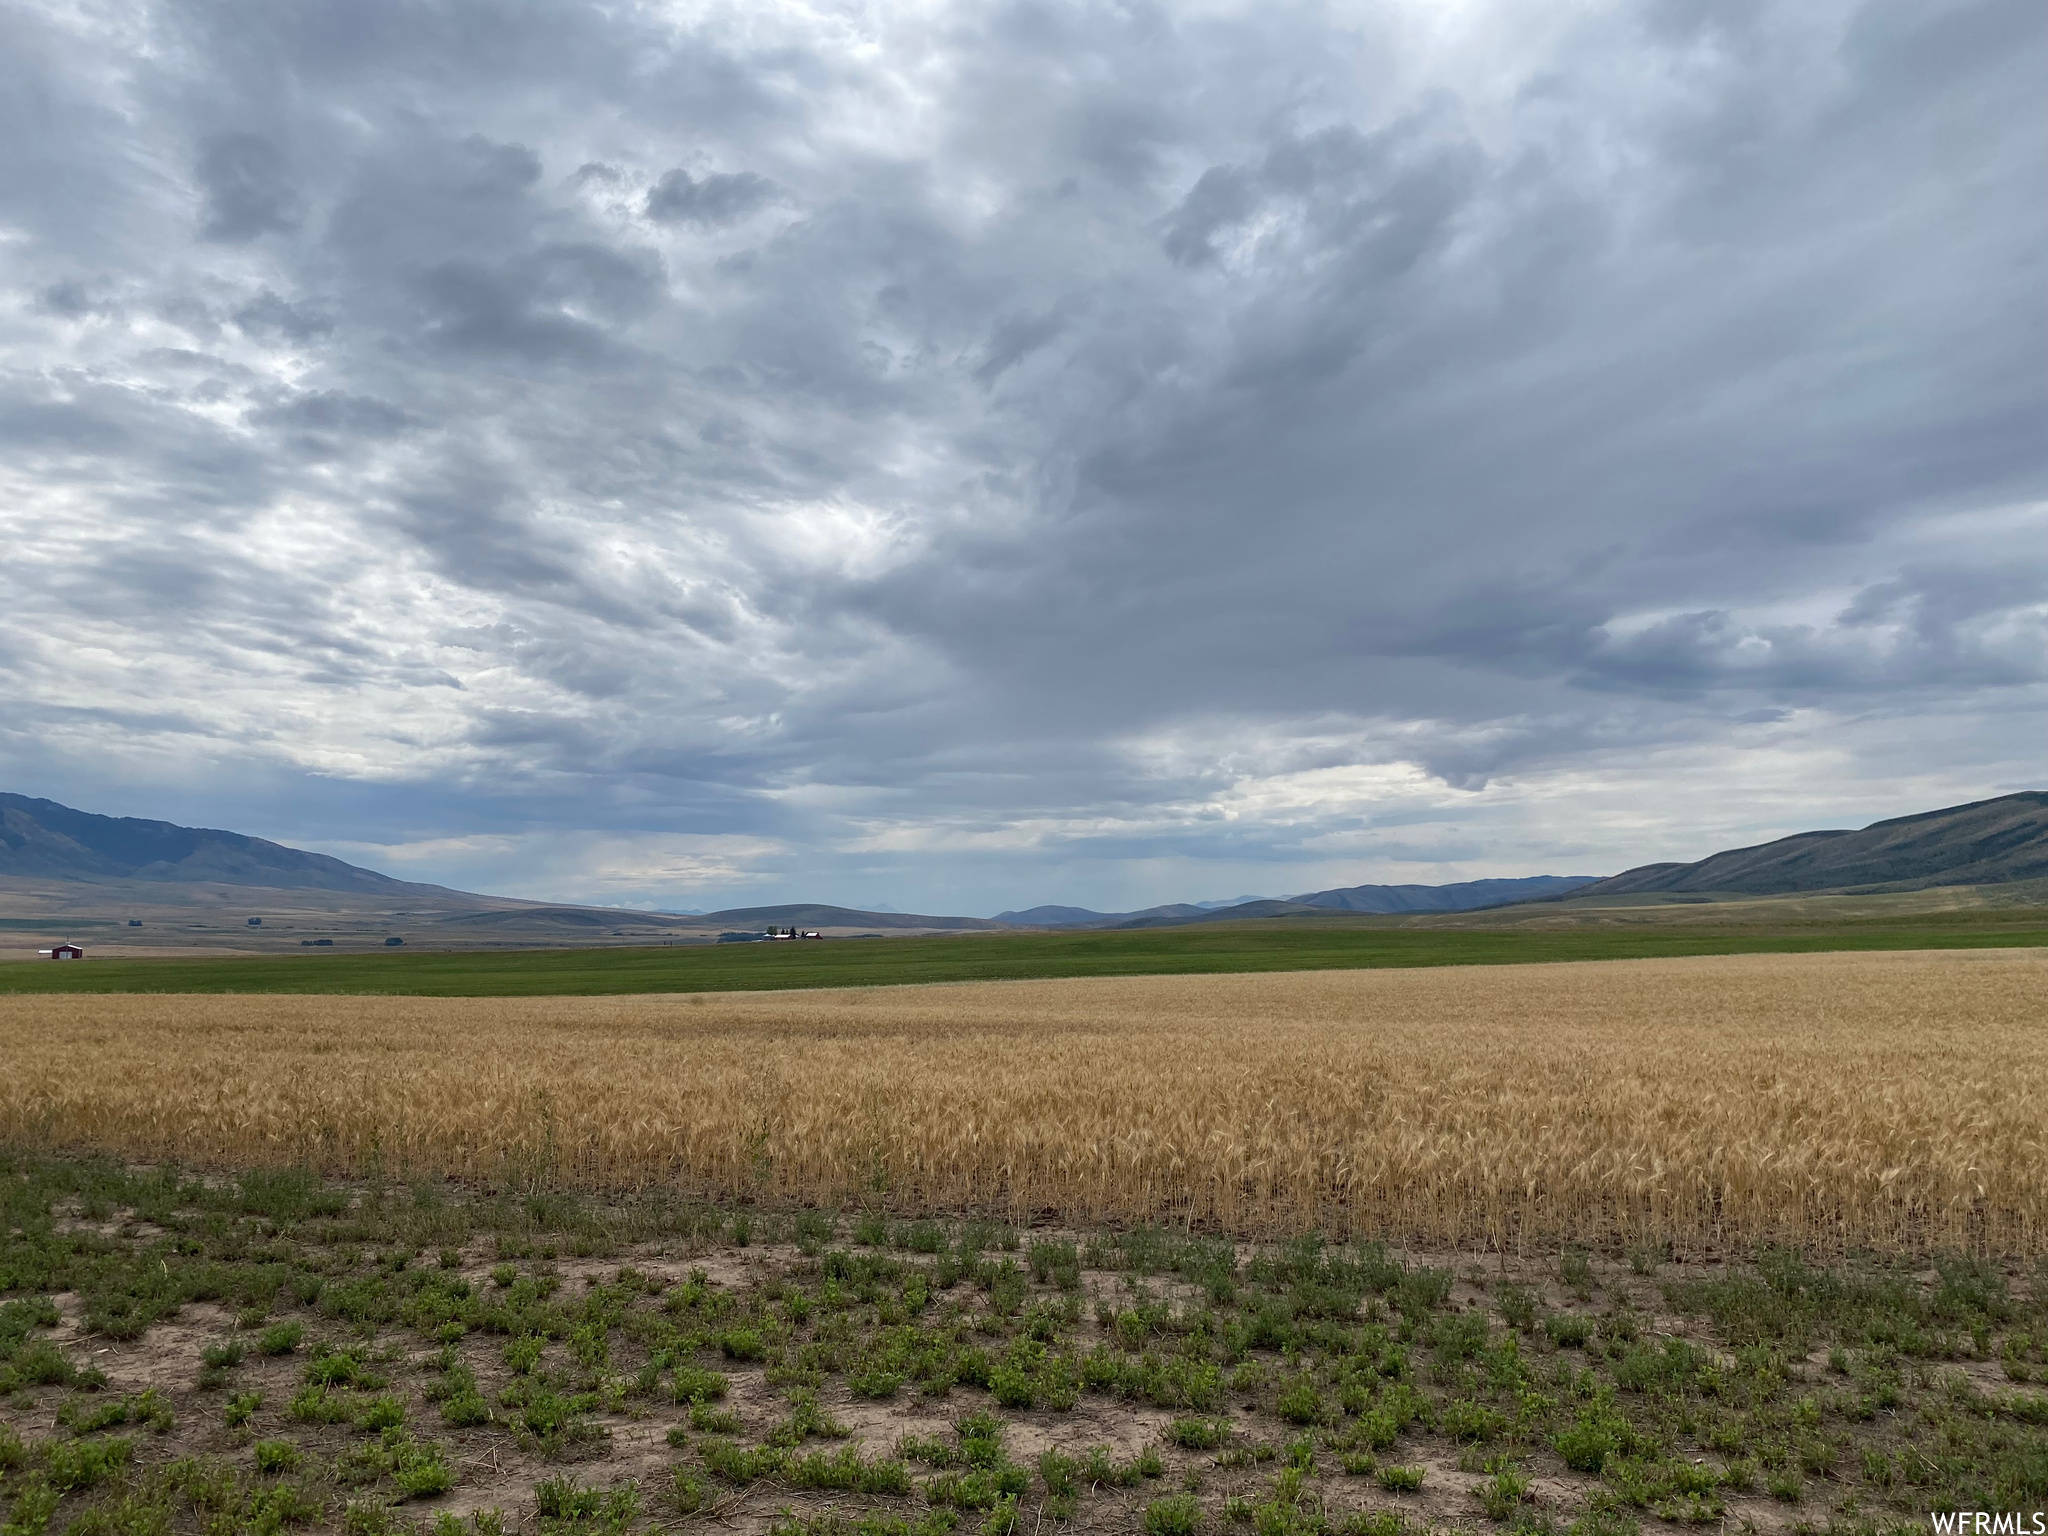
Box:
[39,944,84,960]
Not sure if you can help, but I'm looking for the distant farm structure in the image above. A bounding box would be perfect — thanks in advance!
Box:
[37,944,84,960]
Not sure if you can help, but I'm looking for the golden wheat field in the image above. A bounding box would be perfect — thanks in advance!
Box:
[2,948,2044,1255]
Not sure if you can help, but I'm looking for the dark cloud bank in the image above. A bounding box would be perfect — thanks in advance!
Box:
[0,0,2041,913]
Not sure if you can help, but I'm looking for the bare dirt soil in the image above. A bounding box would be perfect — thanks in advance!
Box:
[3,1160,2041,1536]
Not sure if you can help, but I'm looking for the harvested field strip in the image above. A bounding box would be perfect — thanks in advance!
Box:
[2,949,2045,1255]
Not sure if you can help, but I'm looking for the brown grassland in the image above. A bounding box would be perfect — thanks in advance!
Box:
[4,948,2045,1257]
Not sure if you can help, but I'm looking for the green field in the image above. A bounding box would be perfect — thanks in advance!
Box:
[4,909,2046,996]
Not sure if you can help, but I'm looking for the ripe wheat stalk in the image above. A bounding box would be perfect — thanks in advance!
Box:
[1,949,2043,1255]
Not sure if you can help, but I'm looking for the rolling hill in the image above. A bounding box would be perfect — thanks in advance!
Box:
[994,902,1217,927]
[0,794,1020,954]
[0,793,713,953]
[996,876,1598,928]
[1575,791,2048,898]
[995,904,1117,926]
[1289,874,1600,913]
[0,792,458,896]
[689,904,1005,932]
[11,788,2044,960]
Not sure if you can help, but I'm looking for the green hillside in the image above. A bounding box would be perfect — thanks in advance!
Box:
[1579,790,2048,897]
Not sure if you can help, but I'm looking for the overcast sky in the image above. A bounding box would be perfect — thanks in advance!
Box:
[2,0,2042,916]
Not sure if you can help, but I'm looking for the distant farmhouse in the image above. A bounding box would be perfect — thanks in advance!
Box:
[38,944,84,960]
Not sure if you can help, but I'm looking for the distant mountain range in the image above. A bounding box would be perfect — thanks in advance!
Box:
[6,788,2044,935]
[996,876,1598,928]
[678,904,1004,932]
[1574,791,2048,898]
[0,792,458,896]
[1291,874,1601,912]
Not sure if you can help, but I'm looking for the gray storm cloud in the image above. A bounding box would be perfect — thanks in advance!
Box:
[644,168,780,226]
[0,0,2041,914]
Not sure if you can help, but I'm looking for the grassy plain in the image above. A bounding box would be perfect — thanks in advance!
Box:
[2,906,2046,995]
[3,951,2044,1257]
